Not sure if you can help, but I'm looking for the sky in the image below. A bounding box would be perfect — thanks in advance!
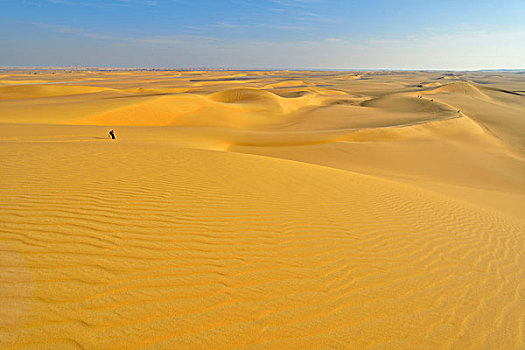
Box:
[1,0,524,70]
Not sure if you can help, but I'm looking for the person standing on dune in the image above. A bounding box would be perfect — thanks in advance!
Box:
[108,129,115,139]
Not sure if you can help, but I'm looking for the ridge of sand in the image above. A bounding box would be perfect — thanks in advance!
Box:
[80,88,324,127]
[263,80,313,89]
[429,82,493,101]
[193,80,254,87]
[422,82,525,154]
[209,87,285,106]
[0,84,112,100]
[337,74,362,80]
[0,80,50,85]
[80,95,206,127]
[122,87,190,95]
[418,82,442,88]
[361,94,457,115]
[232,113,525,219]
[209,87,322,114]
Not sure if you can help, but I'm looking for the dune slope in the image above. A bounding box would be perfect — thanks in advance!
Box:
[1,138,524,349]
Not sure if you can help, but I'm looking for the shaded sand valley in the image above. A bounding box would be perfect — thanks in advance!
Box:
[1,70,525,349]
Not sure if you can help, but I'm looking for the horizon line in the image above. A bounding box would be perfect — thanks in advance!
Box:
[1,65,524,72]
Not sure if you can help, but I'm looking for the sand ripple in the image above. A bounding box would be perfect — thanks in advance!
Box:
[1,142,524,349]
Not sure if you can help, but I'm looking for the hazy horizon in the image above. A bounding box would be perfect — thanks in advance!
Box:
[2,66,525,72]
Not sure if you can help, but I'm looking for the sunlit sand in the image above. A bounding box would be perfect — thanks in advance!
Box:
[1,69,524,349]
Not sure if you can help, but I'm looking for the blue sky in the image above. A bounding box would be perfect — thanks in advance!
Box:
[1,0,524,69]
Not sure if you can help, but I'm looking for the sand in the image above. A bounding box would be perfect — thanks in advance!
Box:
[1,69,524,349]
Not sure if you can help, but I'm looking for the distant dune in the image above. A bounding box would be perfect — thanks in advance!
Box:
[0,84,111,99]
[1,70,524,349]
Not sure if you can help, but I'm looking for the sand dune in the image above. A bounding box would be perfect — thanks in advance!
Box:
[361,94,457,115]
[0,79,50,85]
[1,69,524,349]
[193,80,253,87]
[423,81,525,154]
[210,87,321,113]
[79,88,324,128]
[0,84,111,100]
[263,80,313,89]
[429,82,493,100]
[122,87,190,95]
[2,137,524,349]
[210,87,285,105]
[418,82,442,88]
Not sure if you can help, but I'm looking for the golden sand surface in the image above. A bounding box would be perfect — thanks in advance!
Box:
[1,69,524,349]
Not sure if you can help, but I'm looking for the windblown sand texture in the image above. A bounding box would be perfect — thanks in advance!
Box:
[1,69,525,349]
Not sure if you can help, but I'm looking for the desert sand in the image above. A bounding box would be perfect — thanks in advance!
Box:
[1,69,524,349]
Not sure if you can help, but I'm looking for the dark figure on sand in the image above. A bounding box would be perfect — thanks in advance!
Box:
[108,130,115,139]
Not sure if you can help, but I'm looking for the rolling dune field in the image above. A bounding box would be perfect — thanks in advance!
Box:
[1,69,524,349]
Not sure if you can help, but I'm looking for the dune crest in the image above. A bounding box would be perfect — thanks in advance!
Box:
[263,80,313,89]
[81,88,324,127]
[209,87,322,113]
[429,82,493,100]
[0,84,110,100]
